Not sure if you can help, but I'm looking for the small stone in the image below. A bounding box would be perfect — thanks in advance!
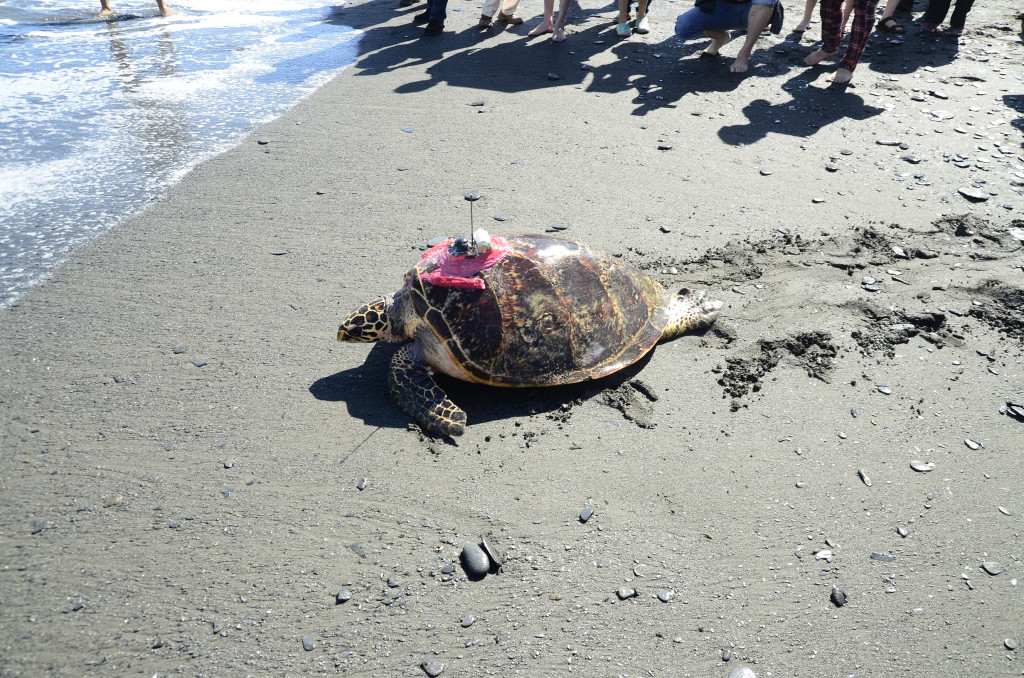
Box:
[387,577,399,588]
[153,637,164,649]
[877,385,892,395]
[910,460,935,472]
[897,526,909,538]
[877,139,901,146]
[493,214,507,222]
[1005,638,1018,651]
[356,477,367,491]
[814,549,833,561]
[958,185,989,202]
[172,345,187,354]
[336,588,352,604]
[964,438,982,450]
[461,542,490,576]
[31,519,53,535]
[830,588,847,607]
[657,589,674,603]
[349,542,366,558]
[870,552,895,563]
[223,459,233,469]
[402,126,414,133]
[397,166,410,171]
[840,149,853,155]
[302,635,315,651]
[460,615,474,628]
[113,373,127,383]
[616,587,637,600]
[580,507,594,523]
[723,648,732,661]
[422,660,445,677]
[825,163,838,172]
[981,561,1002,576]
[903,155,922,164]
[858,469,872,487]
[998,506,1011,516]
[759,168,773,176]
[480,532,503,567]
[547,72,560,81]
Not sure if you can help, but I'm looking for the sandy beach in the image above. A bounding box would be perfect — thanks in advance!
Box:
[2,0,1023,675]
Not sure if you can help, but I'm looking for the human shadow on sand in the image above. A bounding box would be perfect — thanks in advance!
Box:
[311,341,657,436]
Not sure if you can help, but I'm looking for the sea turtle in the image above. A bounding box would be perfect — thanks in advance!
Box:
[338,233,721,436]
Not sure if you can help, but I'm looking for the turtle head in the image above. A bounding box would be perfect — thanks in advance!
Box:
[338,296,394,343]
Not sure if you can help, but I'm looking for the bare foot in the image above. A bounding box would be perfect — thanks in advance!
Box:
[829,67,853,84]
[702,30,731,56]
[528,21,553,36]
[552,26,567,41]
[99,8,113,15]
[730,54,750,73]
[804,48,837,66]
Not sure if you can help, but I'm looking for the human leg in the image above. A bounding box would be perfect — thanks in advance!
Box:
[794,0,817,31]
[731,0,774,72]
[804,0,841,63]
[155,0,171,16]
[528,0,555,35]
[921,0,951,24]
[675,2,749,41]
[552,0,571,40]
[635,0,651,32]
[877,0,905,31]
[99,0,112,14]
[834,0,879,79]
[497,0,523,22]
[947,0,974,28]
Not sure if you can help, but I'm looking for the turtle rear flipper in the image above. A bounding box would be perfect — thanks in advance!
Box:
[388,343,467,437]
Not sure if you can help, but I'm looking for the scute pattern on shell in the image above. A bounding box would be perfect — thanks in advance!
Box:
[408,234,668,386]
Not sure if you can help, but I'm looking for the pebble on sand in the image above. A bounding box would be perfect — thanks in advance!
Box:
[580,507,594,523]
[302,635,315,651]
[461,542,490,576]
[422,659,445,676]
[830,587,847,607]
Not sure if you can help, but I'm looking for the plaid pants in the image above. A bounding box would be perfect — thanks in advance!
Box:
[819,0,880,72]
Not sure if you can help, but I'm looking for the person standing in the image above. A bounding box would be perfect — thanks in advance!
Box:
[803,0,878,86]
[920,0,974,35]
[527,0,572,41]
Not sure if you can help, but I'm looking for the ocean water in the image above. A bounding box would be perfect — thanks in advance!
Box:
[0,0,360,307]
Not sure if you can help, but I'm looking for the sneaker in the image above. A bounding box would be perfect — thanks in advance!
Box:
[919,21,938,32]
[424,19,444,34]
[615,21,631,37]
[413,10,430,23]
[944,24,963,36]
[635,16,650,33]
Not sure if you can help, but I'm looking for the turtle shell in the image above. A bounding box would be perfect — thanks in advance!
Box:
[405,234,670,386]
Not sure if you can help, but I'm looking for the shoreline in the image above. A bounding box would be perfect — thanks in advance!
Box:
[1,0,1022,675]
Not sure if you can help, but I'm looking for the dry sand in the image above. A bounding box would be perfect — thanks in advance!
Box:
[2,1,1023,676]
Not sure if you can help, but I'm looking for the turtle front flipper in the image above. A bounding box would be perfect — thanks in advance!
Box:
[388,342,467,437]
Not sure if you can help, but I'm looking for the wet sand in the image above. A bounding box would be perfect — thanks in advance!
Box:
[2,1,1023,675]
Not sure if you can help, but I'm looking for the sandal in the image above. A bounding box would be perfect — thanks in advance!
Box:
[877,15,905,33]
